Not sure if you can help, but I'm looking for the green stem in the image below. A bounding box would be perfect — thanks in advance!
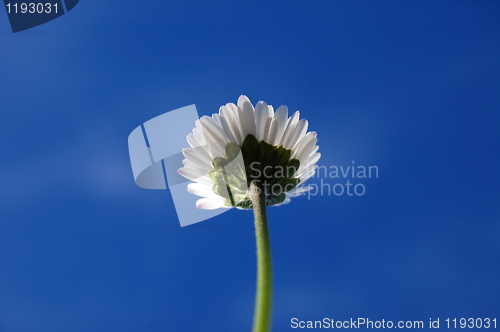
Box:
[250,182,272,332]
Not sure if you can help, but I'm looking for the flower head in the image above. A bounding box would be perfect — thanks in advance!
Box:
[178,96,320,209]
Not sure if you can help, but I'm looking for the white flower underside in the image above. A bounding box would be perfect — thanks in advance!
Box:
[178,95,321,210]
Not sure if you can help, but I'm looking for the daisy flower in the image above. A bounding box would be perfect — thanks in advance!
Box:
[178,95,320,332]
[178,95,320,210]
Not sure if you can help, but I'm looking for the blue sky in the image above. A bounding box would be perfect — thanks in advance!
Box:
[1,1,499,331]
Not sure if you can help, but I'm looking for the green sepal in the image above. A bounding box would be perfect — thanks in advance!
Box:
[224,142,241,161]
[277,178,300,192]
[266,193,286,206]
[212,157,229,170]
[208,169,225,186]
[241,134,261,168]
[285,159,300,178]
[228,174,247,191]
[259,140,276,169]
[210,133,303,207]
[224,196,253,208]
[213,183,231,198]
[273,146,291,169]
[236,199,253,209]
[241,133,260,154]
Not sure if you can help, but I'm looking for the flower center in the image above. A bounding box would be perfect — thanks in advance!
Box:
[208,134,301,208]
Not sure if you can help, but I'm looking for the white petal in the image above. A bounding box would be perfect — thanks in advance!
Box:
[187,182,218,198]
[298,146,319,169]
[299,145,321,171]
[296,151,321,179]
[273,105,288,144]
[211,113,222,126]
[237,96,256,137]
[178,165,208,181]
[210,114,227,139]
[199,116,225,143]
[194,145,213,161]
[301,150,320,169]
[187,132,205,148]
[296,137,318,161]
[182,158,212,173]
[182,148,212,169]
[219,115,238,144]
[204,141,225,159]
[292,131,316,158]
[237,95,252,107]
[255,101,270,141]
[267,105,274,117]
[195,175,214,186]
[288,119,308,150]
[220,104,243,144]
[296,166,317,183]
[226,103,244,142]
[298,174,315,185]
[196,197,230,210]
[196,118,227,158]
[262,117,273,142]
[280,111,300,148]
[194,119,207,141]
[266,118,279,146]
